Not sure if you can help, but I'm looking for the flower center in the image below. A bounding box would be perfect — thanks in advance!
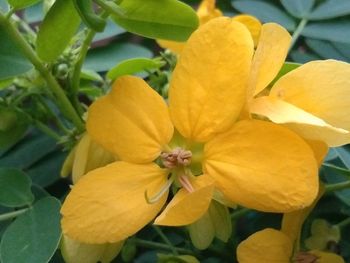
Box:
[160,147,192,168]
[293,252,319,263]
[145,147,195,204]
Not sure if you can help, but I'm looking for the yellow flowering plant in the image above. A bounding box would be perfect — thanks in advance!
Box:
[61,16,320,245]
[2,0,350,262]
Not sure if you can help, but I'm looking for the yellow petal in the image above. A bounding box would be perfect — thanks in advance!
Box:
[281,185,325,245]
[233,14,261,47]
[72,134,91,183]
[237,228,292,263]
[61,146,77,178]
[310,250,345,263]
[157,39,185,54]
[197,0,222,25]
[270,60,350,143]
[61,162,168,244]
[169,17,254,142]
[154,174,214,226]
[251,96,350,146]
[249,23,291,98]
[72,134,116,184]
[87,76,173,163]
[204,120,318,213]
[60,235,124,263]
[305,140,328,167]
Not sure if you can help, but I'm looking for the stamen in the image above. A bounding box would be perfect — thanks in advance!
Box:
[179,175,195,193]
[161,147,192,168]
[145,176,175,204]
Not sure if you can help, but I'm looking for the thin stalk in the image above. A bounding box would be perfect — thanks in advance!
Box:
[289,18,308,52]
[0,11,85,132]
[133,238,195,256]
[94,0,124,17]
[336,217,350,229]
[0,208,29,222]
[231,208,250,220]
[153,225,178,255]
[34,120,61,140]
[70,29,96,97]
[36,96,71,134]
[70,12,108,115]
[325,181,350,193]
[322,163,350,177]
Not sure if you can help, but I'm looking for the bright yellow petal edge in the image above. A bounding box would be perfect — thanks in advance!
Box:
[169,17,254,142]
[237,228,292,263]
[204,119,318,213]
[86,76,173,164]
[61,162,168,244]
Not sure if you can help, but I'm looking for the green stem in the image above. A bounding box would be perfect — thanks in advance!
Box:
[322,163,350,177]
[34,120,61,140]
[289,18,308,52]
[0,11,85,132]
[0,208,29,222]
[336,217,350,229]
[153,226,178,255]
[71,30,96,98]
[325,181,350,193]
[133,238,195,256]
[36,96,71,134]
[231,208,250,220]
[94,0,124,17]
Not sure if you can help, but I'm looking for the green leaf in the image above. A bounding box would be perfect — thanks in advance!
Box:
[93,19,125,42]
[280,0,315,18]
[0,197,61,263]
[270,62,301,86]
[80,69,103,82]
[0,130,56,169]
[334,147,350,169]
[302,20,350,44]
[232,0,296,31]
[305,39,348,61]
[308,0,350,20]
[0,26,32,80]
[322,166,350,206]
[36,0,81,62]
[72,0,106,32]
[27,151,66,187]
[112,0,199,41]
[7,0,41,9]
[290,50,320,63]
[0,108,28,149]
[84,43,152,72]
[0,168,34,207]
[107,58,164,80]
[333,42,350,60]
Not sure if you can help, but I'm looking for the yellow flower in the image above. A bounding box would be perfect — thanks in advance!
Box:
[237,185,344,263]
[248,33,350,147]
[157,0,261,53]
[237,228,344,263]
[61,17,318,244]
[60,133,116,183]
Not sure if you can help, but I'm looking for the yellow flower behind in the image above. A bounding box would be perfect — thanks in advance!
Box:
[157,0,261,53]
[61,17,318,244]
[237,228,344,263]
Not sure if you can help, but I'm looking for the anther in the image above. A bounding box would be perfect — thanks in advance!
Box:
[161,147,192,168]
